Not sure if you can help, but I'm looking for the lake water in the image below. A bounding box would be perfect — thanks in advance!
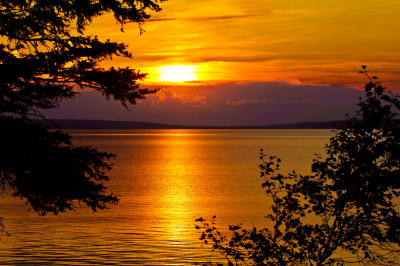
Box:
[0,129,333,265]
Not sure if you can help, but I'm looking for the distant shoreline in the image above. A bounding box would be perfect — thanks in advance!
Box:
[34,119,346,130]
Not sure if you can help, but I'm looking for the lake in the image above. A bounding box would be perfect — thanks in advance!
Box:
[0,129,333,265]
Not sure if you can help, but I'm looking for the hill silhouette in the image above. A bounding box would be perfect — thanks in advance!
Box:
[34,119,347,129]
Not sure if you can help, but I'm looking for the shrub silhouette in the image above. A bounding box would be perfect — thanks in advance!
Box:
[196,67,400,265]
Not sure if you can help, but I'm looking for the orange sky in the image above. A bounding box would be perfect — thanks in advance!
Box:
[86,0,400,89]
[49,0,400,126]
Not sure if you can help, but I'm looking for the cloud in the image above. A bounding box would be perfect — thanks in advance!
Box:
[147,88,207,106]
[88,0,400,89]
[148,14,258,22]
[226,98,272,106]
[44,81,368,126]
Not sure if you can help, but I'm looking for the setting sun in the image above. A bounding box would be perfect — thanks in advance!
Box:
[158,65,198,82]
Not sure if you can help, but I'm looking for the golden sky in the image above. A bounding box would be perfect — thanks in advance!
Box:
[51,0,400,125]
[87,0,400,88]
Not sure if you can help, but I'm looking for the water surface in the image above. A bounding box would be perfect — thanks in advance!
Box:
[0,129,332,265]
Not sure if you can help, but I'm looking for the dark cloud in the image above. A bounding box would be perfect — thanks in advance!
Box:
[44,81,367,126]
[131,53,275,63]
[191,55,275,63]
[132,54,171,61]
[147,14,258,22]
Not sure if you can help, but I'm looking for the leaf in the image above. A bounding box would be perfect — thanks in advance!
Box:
[365,82,374,92]
[375,85,384,95]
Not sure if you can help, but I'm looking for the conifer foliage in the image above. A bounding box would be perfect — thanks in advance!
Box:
[0,0,164,228]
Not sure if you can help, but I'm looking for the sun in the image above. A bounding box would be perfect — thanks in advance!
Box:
[158,65,198,82]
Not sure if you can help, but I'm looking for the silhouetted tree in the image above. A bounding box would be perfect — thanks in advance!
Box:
[196,67,400,265]
[0,0,164,230]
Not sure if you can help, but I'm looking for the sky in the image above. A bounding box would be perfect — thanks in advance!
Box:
[46,0,400,126]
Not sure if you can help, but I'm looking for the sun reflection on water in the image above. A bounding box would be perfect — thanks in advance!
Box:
[156,137,197,243]
[68,130,213,137]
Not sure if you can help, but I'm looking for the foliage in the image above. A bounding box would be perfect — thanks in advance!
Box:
[196,67,400,265]
[0,0,164,221]
[0,118,118,215]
